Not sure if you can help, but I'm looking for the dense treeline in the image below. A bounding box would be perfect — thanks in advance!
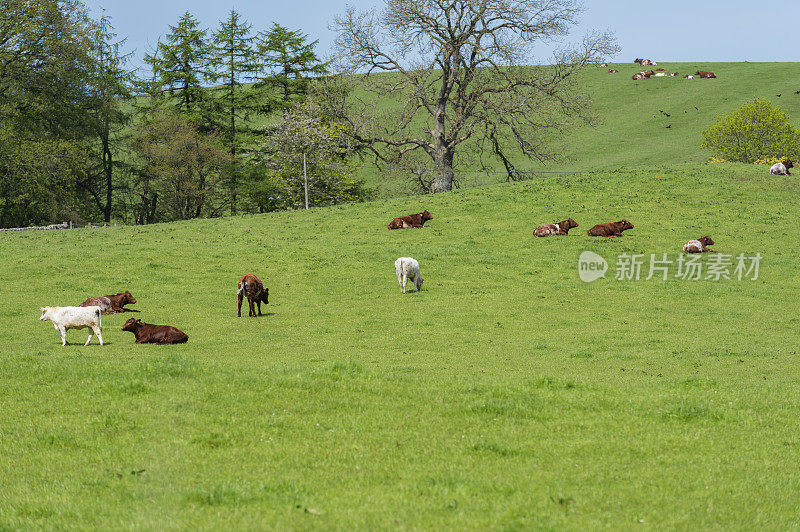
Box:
[0,0,368,228]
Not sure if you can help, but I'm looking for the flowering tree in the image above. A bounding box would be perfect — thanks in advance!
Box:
[250,102,367,211]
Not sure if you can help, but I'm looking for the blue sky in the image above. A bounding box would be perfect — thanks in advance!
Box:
[85,0,800,71]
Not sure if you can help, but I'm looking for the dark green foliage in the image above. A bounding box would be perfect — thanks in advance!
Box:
[206,9,260,214]
[256,23,328,109]
[0,0,95,226]
[82,15,134,223]
[143,12,213,126]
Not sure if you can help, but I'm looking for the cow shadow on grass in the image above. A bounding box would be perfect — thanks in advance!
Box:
[240,312,275,318]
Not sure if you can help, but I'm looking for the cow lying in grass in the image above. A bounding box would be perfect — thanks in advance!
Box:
[534,218,578,237]
[587,220,634,237]
[683,236,716,253]
[695,70,716,78]
[80,291,138,314]
[395,257,423,294]
[237,274,269,317]
[388,210,433,229]
[122,318,188,344]
[40,306,103,346]
[770,160,793,175]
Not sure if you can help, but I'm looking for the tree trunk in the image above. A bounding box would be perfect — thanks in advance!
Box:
[103,138,112,223]
[230,79,237,215]
[432,151,454,193]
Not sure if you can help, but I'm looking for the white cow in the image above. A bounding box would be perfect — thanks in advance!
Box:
[395,257,423,294]
[39,306,103,346]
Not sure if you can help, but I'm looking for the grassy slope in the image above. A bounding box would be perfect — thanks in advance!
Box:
[359,62,800,193]
[1,163,799,529]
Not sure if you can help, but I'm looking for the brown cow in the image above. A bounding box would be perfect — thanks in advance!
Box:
[587,220,635,237]
[683,236,716,254]
[80,291,138,314]
[121,318,188,344]
[388,210,433,229]
[608,69,619,73]
[237,274,269,317]
[534,218,578,237]
[695,70,716,78]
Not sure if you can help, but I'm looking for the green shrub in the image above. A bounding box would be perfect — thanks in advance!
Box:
[701,97,800,163]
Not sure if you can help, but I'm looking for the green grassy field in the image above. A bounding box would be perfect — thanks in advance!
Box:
[1,162,799,529]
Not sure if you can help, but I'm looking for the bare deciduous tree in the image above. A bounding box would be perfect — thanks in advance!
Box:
[324,0,618,193]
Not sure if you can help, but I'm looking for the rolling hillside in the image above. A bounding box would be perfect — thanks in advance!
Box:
[1,163,799,528]
[357,62,800,193]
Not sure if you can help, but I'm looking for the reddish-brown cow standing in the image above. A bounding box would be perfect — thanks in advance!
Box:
[237,274,269,317]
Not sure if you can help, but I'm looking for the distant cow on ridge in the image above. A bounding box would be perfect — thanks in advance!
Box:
[388,210,433,229]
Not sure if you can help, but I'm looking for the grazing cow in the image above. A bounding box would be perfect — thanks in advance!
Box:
[608,69,619,73]
[39,306,103,346]
[695,70,716,78]
[121,318,188,344]
[395,257,423,294]
[237,274,269,317]
[534,218,578,237]
[587,220,635,237]
[770,160,793,175]
[683,236,717,254]
[388,210,433,229]
[80,290,138,314]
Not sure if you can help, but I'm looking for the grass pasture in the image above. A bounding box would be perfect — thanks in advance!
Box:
[1,163,799,528]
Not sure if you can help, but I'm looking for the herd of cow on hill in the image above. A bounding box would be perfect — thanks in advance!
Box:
[600,58,716,80]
